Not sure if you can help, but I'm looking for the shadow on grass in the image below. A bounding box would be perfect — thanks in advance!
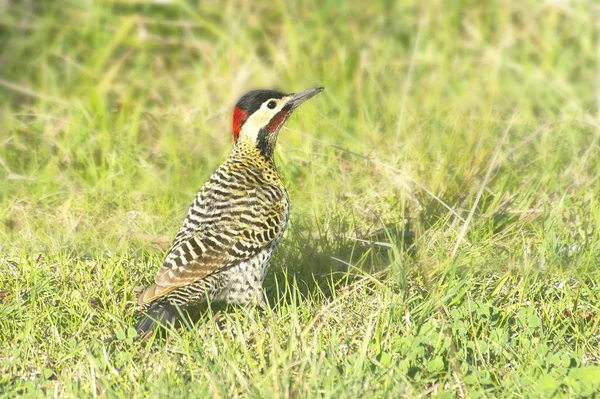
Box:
[265,222,418,309]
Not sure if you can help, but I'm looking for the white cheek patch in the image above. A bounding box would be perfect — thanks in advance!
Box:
[239,97,291,139]
[241,109,272,139]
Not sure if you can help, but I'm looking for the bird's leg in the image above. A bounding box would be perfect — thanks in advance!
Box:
[255,291,268,310]
[254,290,276,319]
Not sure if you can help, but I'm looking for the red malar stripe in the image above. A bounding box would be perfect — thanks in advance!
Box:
[266,107,290,133]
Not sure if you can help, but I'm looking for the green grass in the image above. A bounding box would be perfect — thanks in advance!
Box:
[1,0,600,397]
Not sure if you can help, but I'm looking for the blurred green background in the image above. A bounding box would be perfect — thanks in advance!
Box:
[1,0,600,397]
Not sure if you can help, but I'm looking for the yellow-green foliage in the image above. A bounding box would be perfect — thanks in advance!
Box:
[1,1,599,397]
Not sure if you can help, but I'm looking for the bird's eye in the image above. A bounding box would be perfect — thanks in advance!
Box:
[267,100,277,109]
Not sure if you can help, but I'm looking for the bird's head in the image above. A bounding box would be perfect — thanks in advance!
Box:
[232,87,324,157]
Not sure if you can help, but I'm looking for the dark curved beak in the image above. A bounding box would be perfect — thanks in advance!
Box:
[287,87,324,110]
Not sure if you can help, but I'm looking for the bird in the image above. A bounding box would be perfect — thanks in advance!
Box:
[136,87,324,334]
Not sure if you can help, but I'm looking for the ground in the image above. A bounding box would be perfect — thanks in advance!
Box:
[1,1,600,397]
